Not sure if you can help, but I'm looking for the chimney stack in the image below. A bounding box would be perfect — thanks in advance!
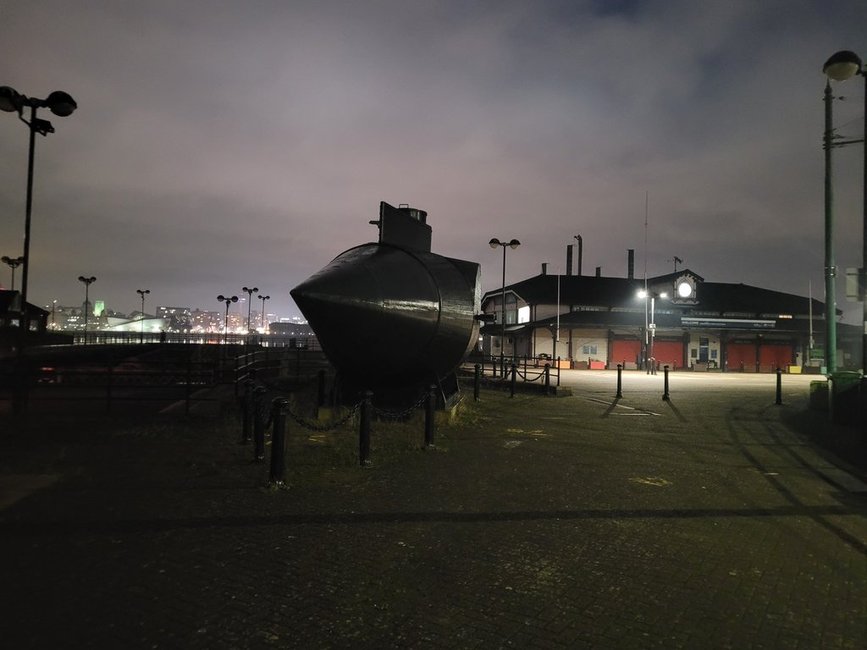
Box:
[566,245,573,276]
[541,262,548,275]
[595,266,601,277]
[627,249,634,280]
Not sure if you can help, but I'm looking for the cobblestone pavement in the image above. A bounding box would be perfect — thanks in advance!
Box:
[1,373,865,649]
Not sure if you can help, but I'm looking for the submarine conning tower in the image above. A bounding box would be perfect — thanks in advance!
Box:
[290,202,482,402]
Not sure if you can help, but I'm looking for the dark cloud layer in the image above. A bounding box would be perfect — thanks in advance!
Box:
[1,1,865,321]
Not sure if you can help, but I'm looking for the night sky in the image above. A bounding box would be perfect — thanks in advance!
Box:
[1,1,865,322]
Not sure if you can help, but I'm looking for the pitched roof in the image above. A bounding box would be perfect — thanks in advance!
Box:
[483,272,830,318]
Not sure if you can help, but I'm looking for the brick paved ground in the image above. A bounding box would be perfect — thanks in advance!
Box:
[1,372,865,649]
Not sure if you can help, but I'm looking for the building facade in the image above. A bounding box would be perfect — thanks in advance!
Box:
[481,266,854,373]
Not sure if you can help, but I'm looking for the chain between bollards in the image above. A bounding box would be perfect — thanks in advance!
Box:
[616,364,623,398]
[775,367,782,405]
[270,398,289,486]
[662,365,670,401]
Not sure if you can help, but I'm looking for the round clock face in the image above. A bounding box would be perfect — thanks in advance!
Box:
[677,279,693,298]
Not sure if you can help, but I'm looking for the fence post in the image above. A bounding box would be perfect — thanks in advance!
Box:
[241,379,254,443]
[359,390,372,466]
[663,365,670,401]
[270,398,288,486]
[616,364,623,399]
[510,363,517,398]
[775,367,782,405]
[424,384,436,447]
[185,356,193,415]
[474,364,481,402]
[253,386,267,462]
[544,364,550,395]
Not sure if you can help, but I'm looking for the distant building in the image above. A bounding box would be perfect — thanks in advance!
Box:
[156,306,192,331]
[481,254,856,372]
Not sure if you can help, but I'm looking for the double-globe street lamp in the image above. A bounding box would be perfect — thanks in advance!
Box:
[2,255,24,291]
[258,294,270,332]
[638,289,667,375]
[78,275,96,342]
[217,294,238,344]
[136,289,150,344]
[0,86,77,330]
[489,238,521,375]
[242,286,258,333]
[822,50,866,376]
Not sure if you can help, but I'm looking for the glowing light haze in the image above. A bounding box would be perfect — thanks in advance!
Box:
[1,1,865,321]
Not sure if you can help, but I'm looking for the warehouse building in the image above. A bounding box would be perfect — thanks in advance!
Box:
[480,251,857,373]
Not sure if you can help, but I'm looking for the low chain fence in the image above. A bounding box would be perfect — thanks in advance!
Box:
[236,374,439,487]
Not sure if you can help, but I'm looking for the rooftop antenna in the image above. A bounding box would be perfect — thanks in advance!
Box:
[643,192,648,289]
[671,256,683,272]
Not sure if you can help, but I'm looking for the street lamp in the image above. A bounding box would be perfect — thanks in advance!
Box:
[136,289,150,344]
[78,275,96,342]
[489,237,521,374]
[217,294,238,344]
[0,86,77,330]
[258,294,271,331]
[638,289,667,375]
[1,255,24,290]
[823,50,866,375]
[242,286,258,333]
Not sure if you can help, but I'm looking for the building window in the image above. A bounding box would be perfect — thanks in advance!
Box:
[581,344,597,355]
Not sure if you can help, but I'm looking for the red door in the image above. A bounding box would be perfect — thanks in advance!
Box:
[726,343,756,371]
[759,344,793,371]
[652,340,684,370]
[610,339,641,367]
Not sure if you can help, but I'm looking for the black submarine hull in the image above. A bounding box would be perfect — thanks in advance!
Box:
[291,242,481,389]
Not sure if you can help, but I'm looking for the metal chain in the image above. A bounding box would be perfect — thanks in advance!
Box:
[372,390,431,420]
[284,401,362,432]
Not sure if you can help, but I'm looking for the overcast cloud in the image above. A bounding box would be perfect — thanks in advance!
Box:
[1,1,865,322]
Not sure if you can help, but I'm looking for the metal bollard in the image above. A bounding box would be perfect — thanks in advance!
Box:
[253,386,267,462]
[510,364,517,398]
[616,364,623,399]
[424,384,436,447]
[270,398,289,485]
[474,364,481,402]
[775,367,782,405]
[556,357,561,387]
[662,365,670,401]
[544,364,550,395]
[359,390,373,466]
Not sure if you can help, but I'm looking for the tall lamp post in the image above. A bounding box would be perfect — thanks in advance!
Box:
[823,50,866,375]
[136,289,150,344]
[2,255,24,290]
[78,275,96,343]
[217,294,238,344]
[0,86,77,329]
[489,238,521,374]
[638,290,667,374]
[242,286,258,333]
[258,294,270,331]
